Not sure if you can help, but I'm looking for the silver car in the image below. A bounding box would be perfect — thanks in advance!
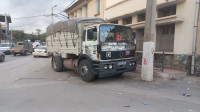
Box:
[0,43,16,55]
[0,52,5,62]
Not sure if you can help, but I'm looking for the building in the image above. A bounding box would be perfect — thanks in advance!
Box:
[0,14,12,43]
[65,0,105,19]
[65,0,200,75]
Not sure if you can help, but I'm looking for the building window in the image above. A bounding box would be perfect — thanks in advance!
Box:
[96,0,100,14]
[158,5,176,18]
[136,28,144,51]
[110,20,118,24]
[156,24,175,52]
[122,17,132,25]
[137,13,146,22]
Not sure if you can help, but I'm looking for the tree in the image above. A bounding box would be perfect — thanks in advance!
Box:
[12,30,26,41]
[40,33,46,42]
[35,29,41,38]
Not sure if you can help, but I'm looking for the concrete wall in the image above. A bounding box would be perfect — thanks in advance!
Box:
[174,0,196,55]
[87,0,105,18]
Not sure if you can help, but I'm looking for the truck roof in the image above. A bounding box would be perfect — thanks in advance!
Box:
[46,17,105,36]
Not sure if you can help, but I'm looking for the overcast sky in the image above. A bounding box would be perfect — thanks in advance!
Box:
[0,0,76,34]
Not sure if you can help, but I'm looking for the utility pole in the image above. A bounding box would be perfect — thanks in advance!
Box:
[5,13,8,43]
[51,5,57,24]
[141,0,157,81]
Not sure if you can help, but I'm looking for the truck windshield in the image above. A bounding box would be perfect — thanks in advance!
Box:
[100,25,132,43]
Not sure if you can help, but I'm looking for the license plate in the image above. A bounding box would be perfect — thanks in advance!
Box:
[118,61,126,65]
[37,51,42,52]
[15,51,20,52]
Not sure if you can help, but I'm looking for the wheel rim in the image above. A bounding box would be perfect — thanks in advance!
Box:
[53,58,57,69]
[80,66,88,76]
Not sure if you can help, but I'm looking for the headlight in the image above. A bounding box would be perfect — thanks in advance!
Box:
[130,62,135,66]
[104,65,108,70]
[108,64,113,69]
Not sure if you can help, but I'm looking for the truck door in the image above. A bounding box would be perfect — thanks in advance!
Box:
[84,27,98,60]
[82,30,86,54]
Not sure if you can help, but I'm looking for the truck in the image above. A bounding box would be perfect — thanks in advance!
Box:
[46,18,137,82]
[12,40,33,56]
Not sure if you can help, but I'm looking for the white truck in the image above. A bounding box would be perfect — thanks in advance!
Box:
[46,18,136,82]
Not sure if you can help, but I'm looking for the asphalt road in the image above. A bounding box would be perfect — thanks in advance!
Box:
[0,54,200,112]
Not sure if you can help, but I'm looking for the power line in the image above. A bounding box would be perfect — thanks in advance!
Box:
[12,14,52,19]
[60,0,77,13]
[54,15,63,21]
[11,23,35,28]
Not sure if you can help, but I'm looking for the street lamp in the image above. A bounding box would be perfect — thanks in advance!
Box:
[51,5,57,24]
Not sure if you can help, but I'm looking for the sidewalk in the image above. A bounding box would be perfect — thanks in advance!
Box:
[136,64,187,80]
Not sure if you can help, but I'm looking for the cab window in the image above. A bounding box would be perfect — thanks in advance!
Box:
[87,27,97,41]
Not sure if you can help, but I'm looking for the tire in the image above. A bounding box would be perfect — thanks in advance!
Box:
[78,60,95,82]
[34,55,36,58]
[0,55,5,62]
[51,56,63,72]
[13,53,16,56]
[24,51,27,56]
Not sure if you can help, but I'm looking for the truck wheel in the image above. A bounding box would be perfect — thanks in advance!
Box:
[13,53,16,56]
[79,60,95,82]
[0,55,5,62]
[24,51,27,56]
[52,56,63,72]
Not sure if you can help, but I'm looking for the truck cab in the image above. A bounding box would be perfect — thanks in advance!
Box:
[79,24,136,78]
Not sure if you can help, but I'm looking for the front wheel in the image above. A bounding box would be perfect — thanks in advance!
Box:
[78,60,95,82]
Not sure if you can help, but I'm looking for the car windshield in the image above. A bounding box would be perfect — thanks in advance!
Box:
[36,46,46,50]
[100,25,132,43]
[0,44,11,47]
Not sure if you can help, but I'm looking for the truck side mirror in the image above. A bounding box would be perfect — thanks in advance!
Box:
[132,32,136,40]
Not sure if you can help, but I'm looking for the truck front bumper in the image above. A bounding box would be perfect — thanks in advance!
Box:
[97,59,136,78]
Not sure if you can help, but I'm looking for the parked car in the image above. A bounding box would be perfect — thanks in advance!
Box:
[0,52,5,62]
[33,46,50,57]
[0,43,16,55]
[11,40,33,56]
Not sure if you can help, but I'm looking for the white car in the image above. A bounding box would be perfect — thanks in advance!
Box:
[33,46,50,57]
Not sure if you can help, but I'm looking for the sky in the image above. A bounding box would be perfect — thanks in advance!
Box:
[0,0,77,34]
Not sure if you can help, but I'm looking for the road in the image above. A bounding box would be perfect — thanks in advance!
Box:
[0,55,200,112]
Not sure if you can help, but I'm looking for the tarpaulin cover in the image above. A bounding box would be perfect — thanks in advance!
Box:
[46,17,105,36]
[53,21,62,34]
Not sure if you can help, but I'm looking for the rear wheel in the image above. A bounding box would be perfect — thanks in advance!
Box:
[13,53,16,56]
[78,60,95,82]
[51,56,63,72]
[0,55,5,62]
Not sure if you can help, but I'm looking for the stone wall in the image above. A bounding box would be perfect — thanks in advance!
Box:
[136,53,200,75]
[195,55,200,75]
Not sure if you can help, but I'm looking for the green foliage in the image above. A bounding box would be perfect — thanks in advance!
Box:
[40,33,46,42]
[12,30,46,42]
